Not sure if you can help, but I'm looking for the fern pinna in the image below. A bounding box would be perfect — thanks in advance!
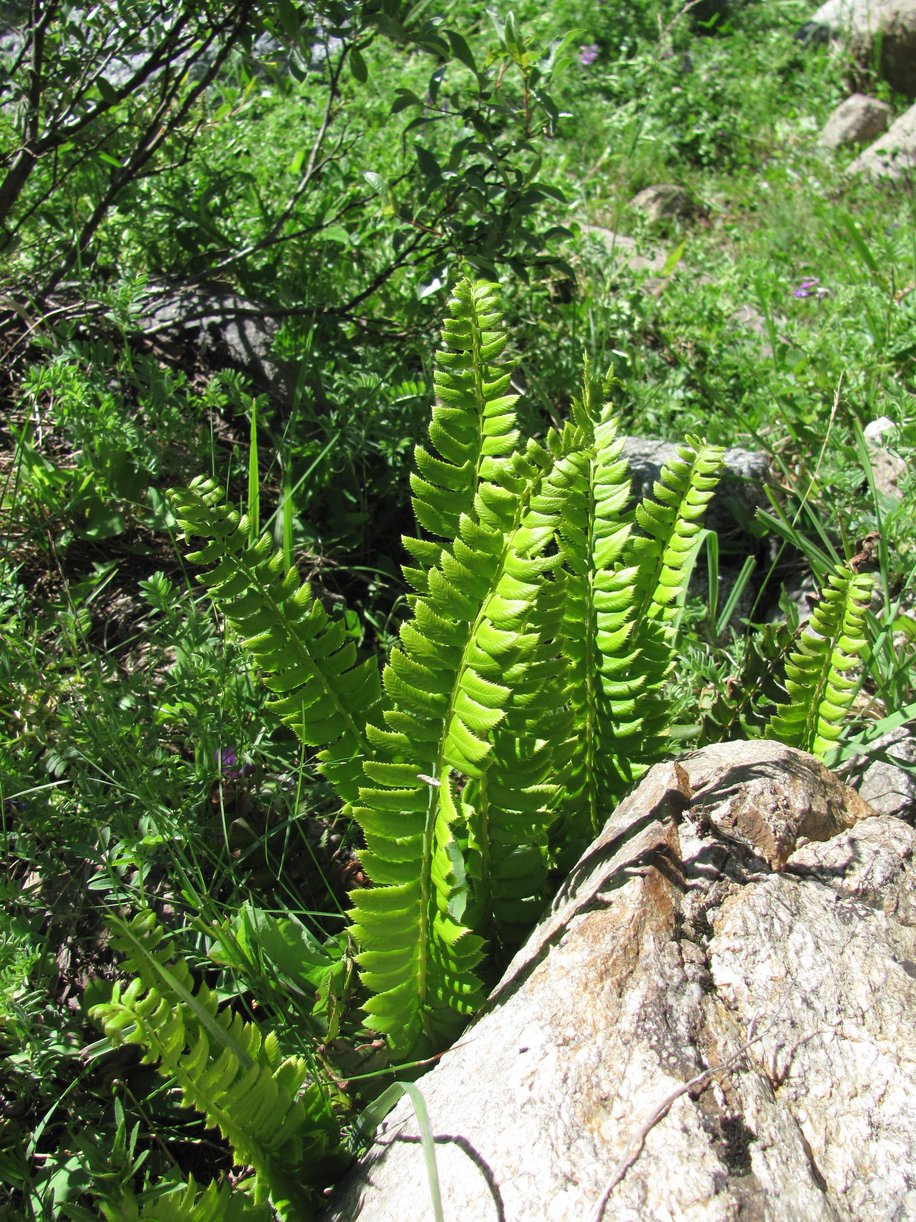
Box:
[89,911,346,1219]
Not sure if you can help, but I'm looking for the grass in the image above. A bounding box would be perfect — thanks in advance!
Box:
[1,0,914,1213]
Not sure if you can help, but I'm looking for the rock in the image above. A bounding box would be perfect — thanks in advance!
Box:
[323,741,916,1221]
[820,92,893,147]
[862,415,907,495]
[579,226,670,274]
[847,100,916,179]
[806,0,916,98]
[621,435,771,542]
[630,184,693,224]
[844,726,916,819]
[136,282,294,404]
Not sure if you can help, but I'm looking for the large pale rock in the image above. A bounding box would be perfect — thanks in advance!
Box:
[848,100,916,179]
[807,0,916,97]
[323,741,916,1221]
[820,92,893,147]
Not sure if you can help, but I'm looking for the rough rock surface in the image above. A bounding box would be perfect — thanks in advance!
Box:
[808,0,916,97]
[820,92,893,147]
[848,100,916,179]
[845,726,916,820]
[323,741,916,1222]
[630,184,693,223]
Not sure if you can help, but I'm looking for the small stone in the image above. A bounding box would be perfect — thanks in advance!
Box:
[578,225,669,274]
[847,727,916,821]
[630,184,693,224]
[862,416,906,497]
[820,93,893,148]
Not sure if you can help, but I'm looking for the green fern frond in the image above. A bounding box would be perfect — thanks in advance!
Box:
[137,1177,271,1220]
[403,279,520,590]
[469,584,570,948]
[605,434,725,779]
[555,379,636,849]
[352,449,562,1051]
[90,911,346,1220]
[765,563,873,758]
[168,480,380,805]
[350,319,573,1052]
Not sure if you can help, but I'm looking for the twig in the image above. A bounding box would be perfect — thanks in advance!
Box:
[588,1018,764,1222]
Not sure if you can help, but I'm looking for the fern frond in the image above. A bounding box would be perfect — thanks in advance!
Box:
[168,480,380,805]
[765,563,873,758]
[137,1177,271,1220]
[90,911,346,1220]
[469,578,570,949]
[350,417,570,1053]
[602,434,725,781]
[403,279,520,591]
[555,382,636,850]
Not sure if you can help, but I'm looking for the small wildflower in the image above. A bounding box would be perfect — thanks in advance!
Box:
[579,43,599,66]
[215,747,254,779]
[793,276,829,300]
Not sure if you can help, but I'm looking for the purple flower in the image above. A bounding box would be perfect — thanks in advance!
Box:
[215,747,254,780]
[579,43,600,66]
[793,276,829,300]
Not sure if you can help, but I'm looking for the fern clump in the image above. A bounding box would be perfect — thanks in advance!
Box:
[161,277,873,1060]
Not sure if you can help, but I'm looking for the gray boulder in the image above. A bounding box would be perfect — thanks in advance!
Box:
[807,0,916,97]
[820,92,893,147]
[848,100,916,179]
[137,282,293,404]
[323,741,916,1221]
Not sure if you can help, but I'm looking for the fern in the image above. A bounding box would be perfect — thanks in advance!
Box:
[606,429,726,785]
[352,432,572,1050]
[553,376,636,852]
[89,911,346,1221]
[165,276,870,1059]
[403,278,521,586]
[765,563,874,758]
[168,481,380,806]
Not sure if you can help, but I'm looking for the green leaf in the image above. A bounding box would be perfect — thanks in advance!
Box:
[349,46,368,82]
